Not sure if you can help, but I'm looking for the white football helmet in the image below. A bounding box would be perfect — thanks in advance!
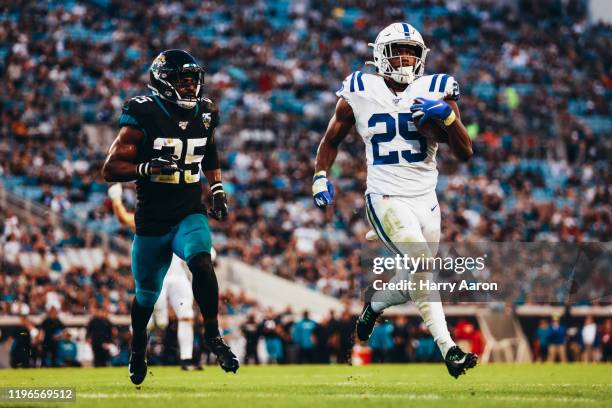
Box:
[367,23,429,85]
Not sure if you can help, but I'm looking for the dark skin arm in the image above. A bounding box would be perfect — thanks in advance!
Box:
[314,98,356,173]
[102,126,144,182]
[204,168,222,185]
[443,99,473,162]
[385,73,472,162]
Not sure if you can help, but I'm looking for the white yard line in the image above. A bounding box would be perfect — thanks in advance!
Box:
[78,392,601,403]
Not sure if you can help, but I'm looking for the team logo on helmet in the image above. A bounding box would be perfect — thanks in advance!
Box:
[202,113,212,129]
[151,53,166,79]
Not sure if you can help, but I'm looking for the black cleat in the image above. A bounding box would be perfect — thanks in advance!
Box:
[355,303,381,341]
[128,351,148,385]
[445,345,478,379]
[205,336,239,373]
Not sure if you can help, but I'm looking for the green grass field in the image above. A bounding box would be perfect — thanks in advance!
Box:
[1,364,611,408]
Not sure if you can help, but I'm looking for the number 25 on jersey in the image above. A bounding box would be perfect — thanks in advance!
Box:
[150,137,206,184]
[369,112,427,165]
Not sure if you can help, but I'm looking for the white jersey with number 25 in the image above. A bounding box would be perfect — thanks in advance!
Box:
[336,72,459,197]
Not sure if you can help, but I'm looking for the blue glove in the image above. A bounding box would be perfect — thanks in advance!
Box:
[312,171,335,208]
[410,98,455,127]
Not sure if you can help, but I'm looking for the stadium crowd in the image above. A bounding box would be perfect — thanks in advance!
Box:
[0,0,609,306]
[0,0,610,371]
[5,303,611,368]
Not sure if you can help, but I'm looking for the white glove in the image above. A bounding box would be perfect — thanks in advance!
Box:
[107,183,123,202]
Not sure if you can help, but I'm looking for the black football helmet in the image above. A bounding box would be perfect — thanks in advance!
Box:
[148,49,204,109]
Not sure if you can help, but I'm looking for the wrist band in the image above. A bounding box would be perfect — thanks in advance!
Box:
[210,182,224,195]
[313,170,327,180]
[136,163,150,177]
[443,110,456,126]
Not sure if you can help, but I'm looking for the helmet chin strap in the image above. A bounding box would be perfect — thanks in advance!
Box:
[176,100,197,109]
[174,82,200,110]
[391,66,416,84]
[149,86,197,110]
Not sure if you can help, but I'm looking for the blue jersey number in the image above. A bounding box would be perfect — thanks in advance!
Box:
[369,113,427,165]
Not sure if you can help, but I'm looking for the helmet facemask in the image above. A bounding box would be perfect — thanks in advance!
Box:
[164,67,203,109]
[149,57,205,110]
[371,41,428,85]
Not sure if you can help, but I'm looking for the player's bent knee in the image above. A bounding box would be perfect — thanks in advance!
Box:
[136,288,162,308]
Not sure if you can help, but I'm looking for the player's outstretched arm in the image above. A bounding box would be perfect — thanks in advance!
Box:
[102,127,144,182]
[443,100,473,162]
[312,98,355,208]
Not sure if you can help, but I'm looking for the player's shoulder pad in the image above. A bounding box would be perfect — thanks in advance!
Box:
[419,73,460,101]
[200,97,220,129]
[119,95,155,131]
[336,71,373,98]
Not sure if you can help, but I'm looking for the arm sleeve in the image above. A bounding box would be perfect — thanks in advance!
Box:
[202,133,220,171]
[202,104,221,171]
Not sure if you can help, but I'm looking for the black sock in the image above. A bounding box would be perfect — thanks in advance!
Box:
[204,320,220,339]
[188,253,220,339]
[130,299,153,351]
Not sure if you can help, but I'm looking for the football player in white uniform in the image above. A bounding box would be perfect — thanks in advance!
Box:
[313,23,476,378]
[108,183,200,370]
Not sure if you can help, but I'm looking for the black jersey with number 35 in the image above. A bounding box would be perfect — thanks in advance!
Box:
[118,94,220,235]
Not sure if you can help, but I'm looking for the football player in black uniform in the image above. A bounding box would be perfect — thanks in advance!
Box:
[102,49,239,385]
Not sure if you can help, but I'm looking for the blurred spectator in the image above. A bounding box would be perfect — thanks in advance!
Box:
[260,308,283,364]
[453,319,485,356]
[581,315,598,362]
[369,320,394,363]
[314,312,333,364]
[161,309,179,366]
[414,324,441,362]
[241,313,261,365]
[86,307,114,367]
[392,315,411,362]
[600,318,612,362]
[336,309,355,364]
[535,318,550,362]
[547,315,567,362]
[9,315,38,368]
[57,331,80,367]
[111,329,131,367]
[277,306,295,364]
[39,307,64,367]
[291,310,317,364]
[566,324,582,361]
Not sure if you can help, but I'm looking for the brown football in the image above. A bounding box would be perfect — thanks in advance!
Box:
[414,117,449,144]
[412,99,459,144]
